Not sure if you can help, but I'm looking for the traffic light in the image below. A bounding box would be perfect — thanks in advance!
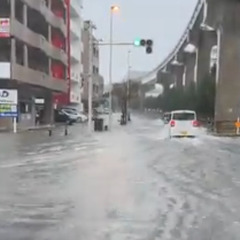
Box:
[134,38,141,46]
[146,39,153,54]
[133,38,153,54]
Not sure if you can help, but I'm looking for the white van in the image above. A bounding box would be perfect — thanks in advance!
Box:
[168,110,199,138]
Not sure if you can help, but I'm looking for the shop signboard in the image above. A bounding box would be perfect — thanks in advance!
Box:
[0,18,10,38]
[0,104,17,117]
[0,89,18,118]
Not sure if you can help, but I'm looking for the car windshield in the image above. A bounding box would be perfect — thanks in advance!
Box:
[63,109,77,114]
[172,112,195,120]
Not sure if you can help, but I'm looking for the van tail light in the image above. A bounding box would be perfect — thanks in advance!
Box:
[193,120,199,127]
[170,120,175,127]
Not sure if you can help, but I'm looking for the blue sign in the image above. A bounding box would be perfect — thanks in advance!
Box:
[0,104,18,117]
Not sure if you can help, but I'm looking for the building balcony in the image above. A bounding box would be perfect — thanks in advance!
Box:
[10,19,67,65]
[70,19,81,39]
[70,46,81,63]
[70,91,81,103]
[21,0,67,36]
[70,0,82,18]
[12,63,67,92]
[43,5,66,36]
[42,39,67,65]
[70,71,81,83]
[11,19,41,48]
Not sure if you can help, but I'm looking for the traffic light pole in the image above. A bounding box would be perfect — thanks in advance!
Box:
[94,42,135,46]
[86,21,96,133]
[94,39,152,129]
[127,50,131,122]
[109,12,113,131]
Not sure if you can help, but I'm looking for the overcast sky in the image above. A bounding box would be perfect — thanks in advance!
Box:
[83,0,198,83]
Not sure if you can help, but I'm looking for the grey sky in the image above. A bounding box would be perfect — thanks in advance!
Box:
[83,0,198,83]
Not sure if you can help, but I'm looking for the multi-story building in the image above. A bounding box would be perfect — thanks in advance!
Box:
[82,20,104,111]
[54,0,83,111]
[69,0,83,111]
[0,0,67,129]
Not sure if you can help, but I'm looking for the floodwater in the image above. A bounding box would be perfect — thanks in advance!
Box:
[0,114,240,240]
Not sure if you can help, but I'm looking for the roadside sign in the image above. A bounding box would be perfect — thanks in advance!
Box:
[0,89,18,105]
[235,121,240,128]
[0,89,18,132]
[0,104,17,117]
[0,18,10,38]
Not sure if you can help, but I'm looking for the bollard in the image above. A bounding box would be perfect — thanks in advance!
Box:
[48,129,52,136]
[128,113,131,121]
[64,124,68,136]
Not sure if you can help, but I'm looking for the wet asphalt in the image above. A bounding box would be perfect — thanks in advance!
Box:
[0,114,240,240]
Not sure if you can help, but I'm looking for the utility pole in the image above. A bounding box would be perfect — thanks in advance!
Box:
[127,50,131,122]
[86,21,96,132]
[109,5,120,130]
[121,50,131,125]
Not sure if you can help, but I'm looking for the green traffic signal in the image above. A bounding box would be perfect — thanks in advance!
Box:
[134,38,141,46]
[134,38,153,54]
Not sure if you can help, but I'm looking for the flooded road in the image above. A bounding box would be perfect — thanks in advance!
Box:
[0,114,240,240]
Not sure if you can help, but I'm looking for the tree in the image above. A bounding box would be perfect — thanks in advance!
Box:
[146,74,216,119]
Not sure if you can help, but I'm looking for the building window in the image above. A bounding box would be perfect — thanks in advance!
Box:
[20,102,32,114]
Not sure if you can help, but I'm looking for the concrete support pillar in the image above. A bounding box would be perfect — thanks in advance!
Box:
[11,38,16,64]
[139,85,146,111]
[171,65,184,89]
[23,4,28,68]
[43,92,54,124]
[184,53,196,88]
[48,25,51,42]
[23,4,27,26]
[10,0,15,19]
[196,31,217,85]
[48,59,52,76]
[139,84,154,111]
[215,26,240,128]
[203,0,240,133]
[158,71,174,93]
[48,25,52,76]
[23,45,28,67]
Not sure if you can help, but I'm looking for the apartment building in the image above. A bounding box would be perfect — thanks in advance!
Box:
[82,21,104,111]
[0,0,67,129]
[54,0,83,111]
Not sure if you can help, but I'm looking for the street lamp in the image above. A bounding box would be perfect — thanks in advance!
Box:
[109,5,120,130]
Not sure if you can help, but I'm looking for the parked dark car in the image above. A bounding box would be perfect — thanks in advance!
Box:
[54,109,74,124]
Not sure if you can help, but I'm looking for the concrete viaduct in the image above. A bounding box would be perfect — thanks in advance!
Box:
[137,0,240,133]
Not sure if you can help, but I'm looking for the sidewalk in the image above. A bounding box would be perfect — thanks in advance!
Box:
[23,124,55,132]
